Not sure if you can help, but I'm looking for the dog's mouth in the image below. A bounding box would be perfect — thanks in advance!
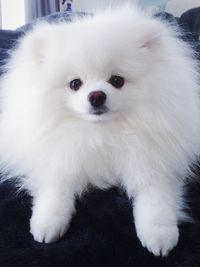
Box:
[82,106,115,122]
[90,106,108,116]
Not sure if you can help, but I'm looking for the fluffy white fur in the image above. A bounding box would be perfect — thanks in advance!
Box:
[0,6,200,256]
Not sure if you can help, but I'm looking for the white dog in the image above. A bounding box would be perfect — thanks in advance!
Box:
[0,6,200,257]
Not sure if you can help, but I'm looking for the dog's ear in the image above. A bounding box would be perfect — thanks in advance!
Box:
[19,23,52,64]
[138,21,164,52]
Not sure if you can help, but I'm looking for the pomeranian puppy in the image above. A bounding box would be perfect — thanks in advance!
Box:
[0,5,200,256]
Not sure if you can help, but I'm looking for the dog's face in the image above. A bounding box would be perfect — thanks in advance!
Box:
[21,9,164,122]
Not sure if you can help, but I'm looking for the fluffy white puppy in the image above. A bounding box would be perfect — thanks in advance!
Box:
[0,6,200,257]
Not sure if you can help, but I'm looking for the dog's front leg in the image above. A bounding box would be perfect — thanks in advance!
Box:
[30,184,76,243]
[125,176,180,256]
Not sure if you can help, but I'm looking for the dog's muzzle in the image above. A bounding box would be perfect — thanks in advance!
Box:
[88,91,108,115]
[90,106,108,115]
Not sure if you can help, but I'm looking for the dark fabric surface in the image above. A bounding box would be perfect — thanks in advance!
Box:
[18,11,87,32]
[0,180,200,267]
[154,11,178,24]
[179,7,200,42]
[0,30,23,76]
[0,11,200,267]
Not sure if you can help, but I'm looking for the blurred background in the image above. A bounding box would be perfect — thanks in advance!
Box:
[0,0,200,29]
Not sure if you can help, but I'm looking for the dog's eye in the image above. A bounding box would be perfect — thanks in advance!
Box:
[108,75,124,89]
[69,79,82,91]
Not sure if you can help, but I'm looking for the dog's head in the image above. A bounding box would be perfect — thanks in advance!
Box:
[18,7,166,122]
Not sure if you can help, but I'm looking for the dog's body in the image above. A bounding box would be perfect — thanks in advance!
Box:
[0,6,200,256]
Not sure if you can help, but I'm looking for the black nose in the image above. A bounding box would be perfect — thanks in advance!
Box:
[88,91,107,108]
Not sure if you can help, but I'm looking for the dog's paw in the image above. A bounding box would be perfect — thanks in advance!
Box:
[30,211,70,243]
[137,224,179,256]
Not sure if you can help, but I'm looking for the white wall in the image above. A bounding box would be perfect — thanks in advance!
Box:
[72,0,134,12]
[166,0,200,17]
[1,0,25,29]
[0,0,2,29]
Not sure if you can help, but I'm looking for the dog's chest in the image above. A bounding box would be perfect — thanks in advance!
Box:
[70,123,128,185]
